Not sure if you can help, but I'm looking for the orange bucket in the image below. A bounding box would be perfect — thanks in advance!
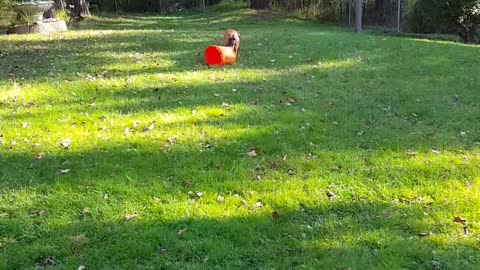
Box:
[204,45,236,66]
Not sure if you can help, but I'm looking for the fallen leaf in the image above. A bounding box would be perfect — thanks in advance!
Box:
[406,150,417,156]
[143,123,155,131]
[195,192,203,198]
[38,257,56,268]
[216,194,224,203]
[182,179,192,187]
[213,93,220,97]
[460,131,467,137]
[59,169,70,174]
[159,248,168,254]
[247,147,258,157]
[287,97,296,103]
[125,213,138,221]
[240,200,250,207]
[167,137,177,145]
[269,161,278,170]
[221,102,229,108]
[453,216,467,223]
[331,165,342,172]
[251,202,263,211]
[60,139,71,149]
[326,190,336,199]
[177,228,187,235]
[100,116,108,122]
[272,211,280,220]
[78,265,86,270]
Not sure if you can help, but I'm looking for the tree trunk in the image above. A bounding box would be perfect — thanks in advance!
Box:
[73,0,90,19]
[355,0,363,32]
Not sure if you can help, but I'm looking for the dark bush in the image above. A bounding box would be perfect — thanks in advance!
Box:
[410,0,480,43]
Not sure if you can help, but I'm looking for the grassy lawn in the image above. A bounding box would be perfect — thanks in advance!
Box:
[1,7,480,270]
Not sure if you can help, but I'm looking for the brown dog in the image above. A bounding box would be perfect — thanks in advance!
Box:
[223,29,240,56]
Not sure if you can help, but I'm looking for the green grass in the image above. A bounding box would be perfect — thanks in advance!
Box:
[1,8,480,270]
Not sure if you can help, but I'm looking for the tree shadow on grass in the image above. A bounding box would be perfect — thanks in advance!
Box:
[2,201,479,269]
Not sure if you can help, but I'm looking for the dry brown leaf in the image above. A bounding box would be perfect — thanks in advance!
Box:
[406,150,417,156]
[125,213,138,221]
[182,180,192,187]
[247,147,258,157]
[59,169,70,174]
[272,211,280,220]
[417,232,432,237]
[143,123,155,131]
[251,202,263,211]
[60,139,71,149]
[453,216,467,223]
[177,228,187,235]
[326,190,336,199]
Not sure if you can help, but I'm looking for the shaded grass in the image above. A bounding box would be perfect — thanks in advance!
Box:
[1,7,480,270]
